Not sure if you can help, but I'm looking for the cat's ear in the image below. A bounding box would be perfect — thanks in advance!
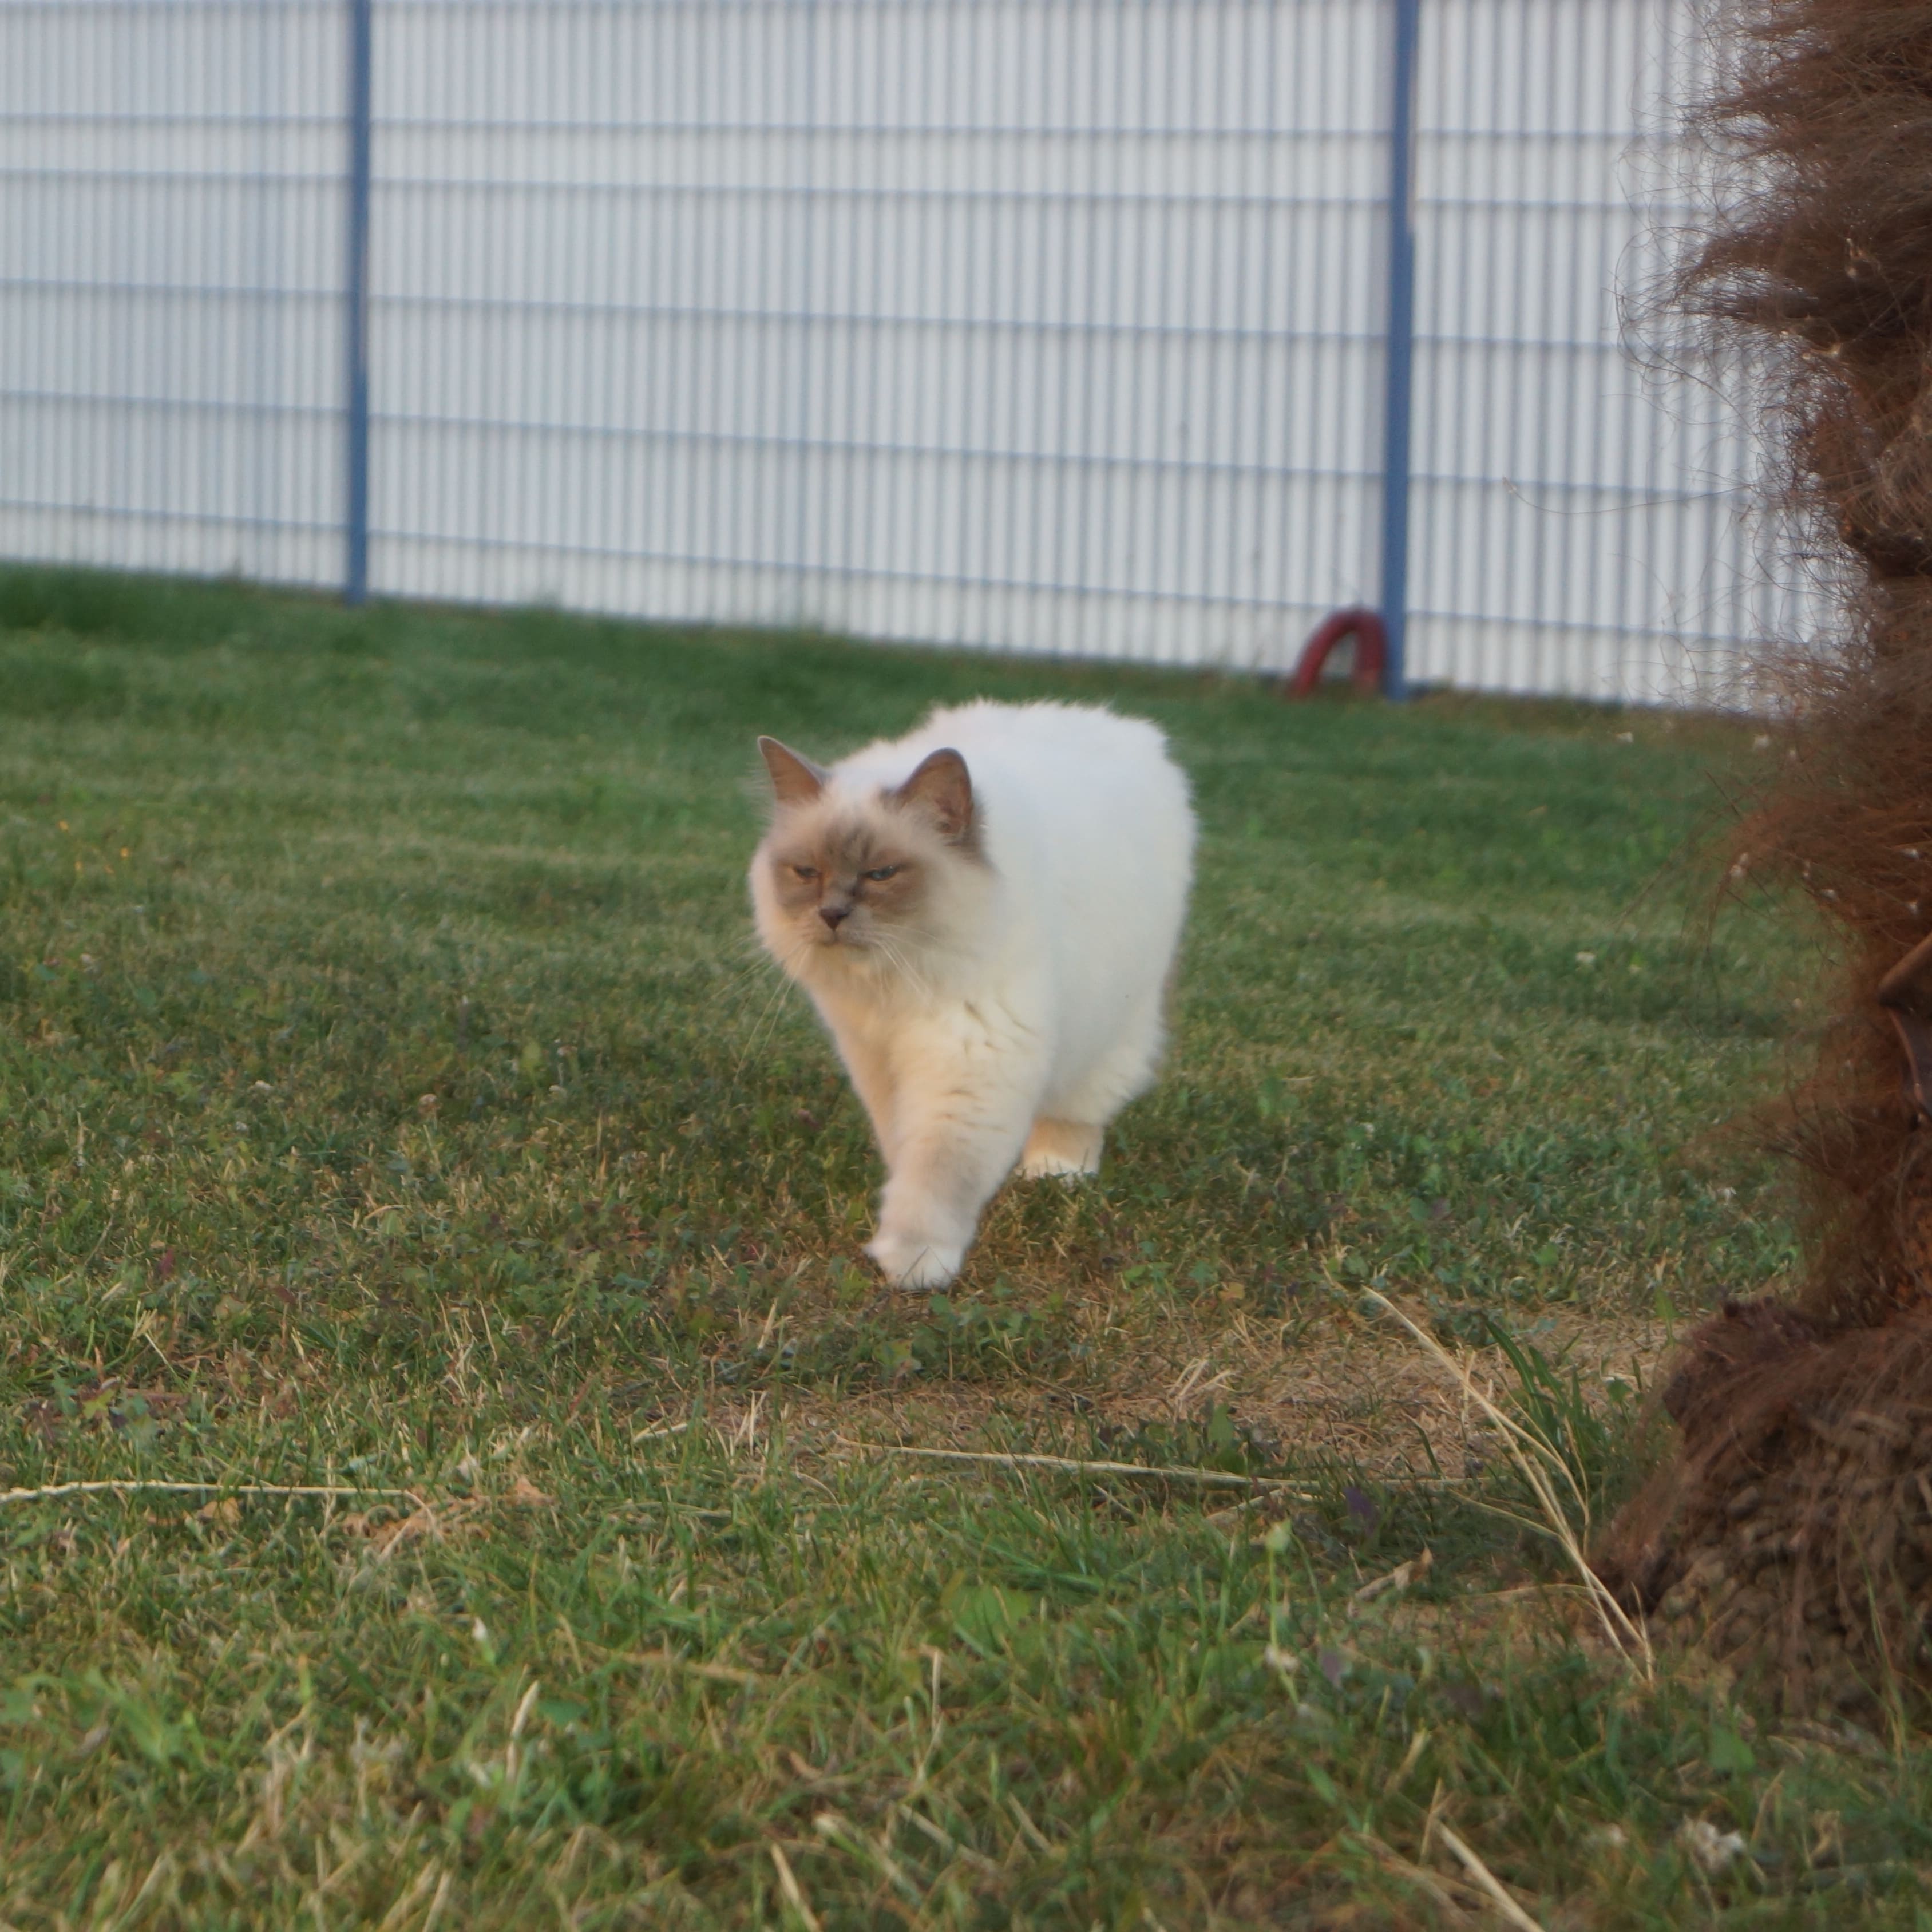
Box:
[893,747,973,839]
[758,737,828,806]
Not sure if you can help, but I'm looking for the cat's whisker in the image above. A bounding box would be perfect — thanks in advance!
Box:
[703,929,801,1005]
[723,937,821,1091]
[874,935,936,1005]
[704,953,783,1010]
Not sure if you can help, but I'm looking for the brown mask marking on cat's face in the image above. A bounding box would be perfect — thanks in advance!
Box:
[766,814,930,949]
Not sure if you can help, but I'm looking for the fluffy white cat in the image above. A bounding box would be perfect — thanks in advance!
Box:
[749,699,1195,1289]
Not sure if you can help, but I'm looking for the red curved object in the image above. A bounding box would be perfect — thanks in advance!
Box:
[1286,606,1388,699]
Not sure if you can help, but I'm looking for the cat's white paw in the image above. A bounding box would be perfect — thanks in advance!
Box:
[1020,1150,1097,1180]
[865,1230,963,1292]
[1019,1120,1102,1179]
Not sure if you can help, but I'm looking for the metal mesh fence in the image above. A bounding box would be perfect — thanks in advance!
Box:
[0,0,1817,703]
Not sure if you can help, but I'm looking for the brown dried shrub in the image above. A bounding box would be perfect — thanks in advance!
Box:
[1596,0,1932,1700]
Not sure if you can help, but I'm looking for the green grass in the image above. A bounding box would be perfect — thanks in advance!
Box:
[0,566,1922,1928]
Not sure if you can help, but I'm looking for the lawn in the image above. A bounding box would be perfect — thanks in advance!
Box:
[0,567,1923,1928]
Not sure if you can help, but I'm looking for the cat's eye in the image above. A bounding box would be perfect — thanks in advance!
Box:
[790,864,819,881]
[863,865,902,882]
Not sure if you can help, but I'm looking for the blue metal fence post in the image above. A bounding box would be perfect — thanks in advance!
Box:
[1378,0,1420,700]
[344,0,372,604]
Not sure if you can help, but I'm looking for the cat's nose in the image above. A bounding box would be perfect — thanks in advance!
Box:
[819,903,850,931]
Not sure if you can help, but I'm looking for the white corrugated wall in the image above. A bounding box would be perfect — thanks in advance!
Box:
[0,1,1813,703]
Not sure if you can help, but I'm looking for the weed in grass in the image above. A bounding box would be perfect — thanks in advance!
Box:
[1479,1313,1659,1534]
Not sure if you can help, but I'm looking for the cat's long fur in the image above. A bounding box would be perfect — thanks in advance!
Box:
[749,699,1195,1289]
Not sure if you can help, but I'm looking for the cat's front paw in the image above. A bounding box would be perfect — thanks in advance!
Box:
[865,1229,964,1292]
[1020,1149,1097,1180]
[1020,1119,1103,1179]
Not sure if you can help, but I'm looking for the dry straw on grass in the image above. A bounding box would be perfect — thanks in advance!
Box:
[1357,1289,1653,1676]
[833,1437,1317,1496]
[1433,1824,1549,1932]
[0,1478,421,1509]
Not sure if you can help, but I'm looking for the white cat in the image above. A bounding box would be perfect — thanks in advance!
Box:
[749,699,1195,1289]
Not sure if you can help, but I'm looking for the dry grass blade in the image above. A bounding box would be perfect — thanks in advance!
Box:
[1434,1824,1548,1932]
[419,1871,453,1932]
[375,1859,446,1932]
[833,1438,1314,1495]
[0,1479,421,1509]
[1345,1832,1477,1929]
[893,1804,1001,1877]
[1357,1288,1652,1676]
[767,1843,823,1932]
[631,1418,696,1444]
[1353,1547,1432,1606]
[615,1648,761,1687]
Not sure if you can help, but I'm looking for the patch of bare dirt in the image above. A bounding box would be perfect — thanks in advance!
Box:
[764,1299,1672,1486]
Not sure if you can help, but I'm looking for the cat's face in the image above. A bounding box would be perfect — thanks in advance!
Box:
[763,811,933,953]
[753,737,981,969]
